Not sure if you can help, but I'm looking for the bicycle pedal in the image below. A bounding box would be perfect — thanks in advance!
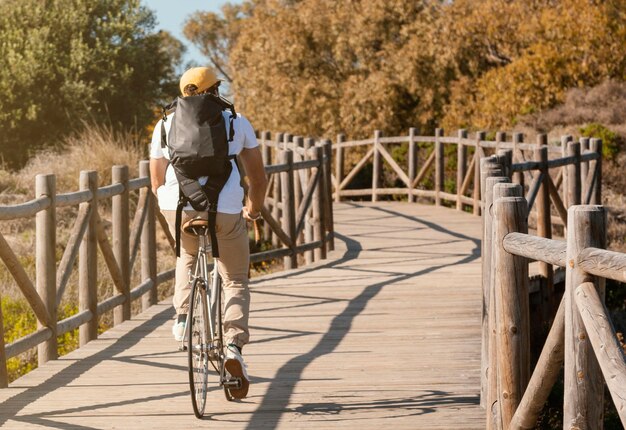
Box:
[223,378,242,389]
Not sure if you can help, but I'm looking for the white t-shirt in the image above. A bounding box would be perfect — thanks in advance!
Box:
[150,111,259,212]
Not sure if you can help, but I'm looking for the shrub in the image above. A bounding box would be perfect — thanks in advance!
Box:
[579,123,622,160]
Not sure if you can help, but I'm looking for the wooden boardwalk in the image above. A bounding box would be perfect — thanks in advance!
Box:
[0,202,484,429]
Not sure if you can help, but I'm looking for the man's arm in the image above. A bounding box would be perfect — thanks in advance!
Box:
[239,146,267,218]
[149,157,168,195]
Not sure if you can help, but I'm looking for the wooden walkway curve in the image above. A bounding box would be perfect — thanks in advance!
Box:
[0,202,484,429]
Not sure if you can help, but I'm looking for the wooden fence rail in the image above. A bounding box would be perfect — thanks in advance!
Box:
[0,143,334,387]
[482,156,625,430]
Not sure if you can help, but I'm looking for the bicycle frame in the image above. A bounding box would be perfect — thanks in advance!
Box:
[183,232,240,393]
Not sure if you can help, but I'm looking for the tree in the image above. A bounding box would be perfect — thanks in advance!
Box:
[183,2,254,85]
[441,0,626,130]
[227,0,449,139]
[0,0,183,167]
[183,0,626,139]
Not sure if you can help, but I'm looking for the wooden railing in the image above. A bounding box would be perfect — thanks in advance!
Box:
[256,134,335,266]
[331,129,601,219]
[0,146,334,387]
[482,159,626,429]
[0,161,162,388]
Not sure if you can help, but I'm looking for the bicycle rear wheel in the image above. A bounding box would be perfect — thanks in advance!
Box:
[188,278,209,418]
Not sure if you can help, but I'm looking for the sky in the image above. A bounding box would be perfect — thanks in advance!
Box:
[144,0,242,66]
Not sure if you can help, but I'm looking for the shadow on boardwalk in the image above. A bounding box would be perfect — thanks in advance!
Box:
[0,202,484,429]
[244,203,481,429]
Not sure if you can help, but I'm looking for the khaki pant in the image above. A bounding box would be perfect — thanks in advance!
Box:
[162,210,250,348]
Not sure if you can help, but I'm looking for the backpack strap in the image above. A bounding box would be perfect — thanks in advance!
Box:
[160,100,178,149]
[173,171,224,258]
[174,192,186,258]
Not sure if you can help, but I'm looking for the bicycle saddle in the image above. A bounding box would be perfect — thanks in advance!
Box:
[182,217,210,236]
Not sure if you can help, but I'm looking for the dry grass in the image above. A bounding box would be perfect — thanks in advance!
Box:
[16,123,147,195]
[522,80,626,131]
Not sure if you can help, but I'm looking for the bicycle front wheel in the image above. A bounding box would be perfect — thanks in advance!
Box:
[188,278,209,418]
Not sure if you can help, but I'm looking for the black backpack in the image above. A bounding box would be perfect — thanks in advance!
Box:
[161,92,237,258]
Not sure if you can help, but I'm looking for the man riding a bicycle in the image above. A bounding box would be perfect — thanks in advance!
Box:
[149,67,267,400]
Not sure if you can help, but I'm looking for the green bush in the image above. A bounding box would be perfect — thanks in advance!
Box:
[2,296,79,382]
[579,123,622,160]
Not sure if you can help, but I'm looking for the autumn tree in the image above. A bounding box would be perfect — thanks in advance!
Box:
[0,0,183,167]
[183,2,253,86]
[224,0,454,139]
[185,0,626,138]
[441,0,626,130]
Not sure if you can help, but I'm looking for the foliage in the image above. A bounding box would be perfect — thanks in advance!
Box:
[203,0,448,139]
[440,0,626,130]
[1,296,78,382]
[185,0,626,137]
[579,123,622,160]
[0,0,183,168]
[183,2,254,86]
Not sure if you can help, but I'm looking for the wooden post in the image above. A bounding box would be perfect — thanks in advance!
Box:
[567,141,582,207]
[473,131,486,215]
[480,157,502,408]
[0,294,7,387]
[293,136,304,250]
[36,174,57,364]
[495,131,505,148]
[490,183,523,430]
[335,134,344,202]
[496,149,512,180]
[512,133,525,189]
[323,139,335,252]
[79,171,98,346]
[457,129,468,210]
[312,145,326,261]
[493,196,530,428]
[280,150,297,269]
[112,165,130,325]
[435,128,444,206]
[304,137,314,264]
[283,133,292,150]
[272,133,283,247]
[262,132,272,243]
[480,156,504,410]
[372,130,382,202]
[140,161,157,310]
[562,135,572,206]
[564,205,606,429]
[408,127,419,203]
[590,139,602,205]
[484,178,516,428]
[535,140,554,322]
[580,137,589,200]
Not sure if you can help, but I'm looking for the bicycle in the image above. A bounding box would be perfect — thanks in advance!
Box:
[179,217,243,418]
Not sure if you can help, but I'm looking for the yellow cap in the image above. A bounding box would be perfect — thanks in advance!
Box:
[179,67,219,95]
